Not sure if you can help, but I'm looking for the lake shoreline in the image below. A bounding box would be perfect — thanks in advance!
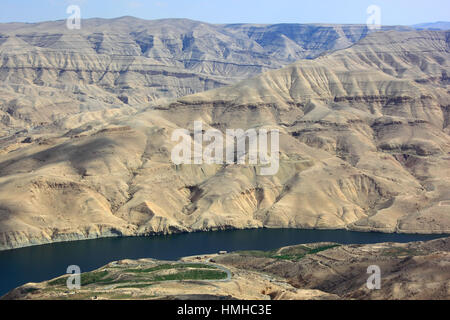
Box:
[2,225,449,253]
[0,228,448,296]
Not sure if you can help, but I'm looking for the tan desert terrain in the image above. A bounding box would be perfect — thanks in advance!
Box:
[2,17,400,136]
[0,27,449,250]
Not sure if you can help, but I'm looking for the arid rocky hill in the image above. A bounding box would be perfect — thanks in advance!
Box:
[213,237,450,300]
[0,29,448,250]
[0,17,408,137]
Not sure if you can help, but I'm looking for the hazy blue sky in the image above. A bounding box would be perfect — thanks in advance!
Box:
[0,0,449,25]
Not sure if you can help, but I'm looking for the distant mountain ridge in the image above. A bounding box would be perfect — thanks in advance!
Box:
[413,21,450,30]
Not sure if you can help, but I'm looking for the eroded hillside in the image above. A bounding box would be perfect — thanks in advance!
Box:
[0,17,408,136]
[0,29,449,250]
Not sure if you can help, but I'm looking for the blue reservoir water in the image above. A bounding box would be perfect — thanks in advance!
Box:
[0,228,447,296]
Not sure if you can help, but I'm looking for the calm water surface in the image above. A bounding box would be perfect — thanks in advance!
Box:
[0,228,448,296]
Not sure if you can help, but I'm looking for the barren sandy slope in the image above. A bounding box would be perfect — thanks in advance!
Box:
[0,30,449,250]
[1,17,404,136]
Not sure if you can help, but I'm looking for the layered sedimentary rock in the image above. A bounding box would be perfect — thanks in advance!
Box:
[0,29,449,250]
[0,17,408,136]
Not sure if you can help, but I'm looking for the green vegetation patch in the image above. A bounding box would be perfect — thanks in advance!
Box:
[124,263,216,273]
[305,245,341,255]
[21,287,39,294]
[47,263,227,290]
[236,244,341,261]
[151,269,228,282]
[48,276,69,286]
[48,270,112,287]
[80,271,111,286]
